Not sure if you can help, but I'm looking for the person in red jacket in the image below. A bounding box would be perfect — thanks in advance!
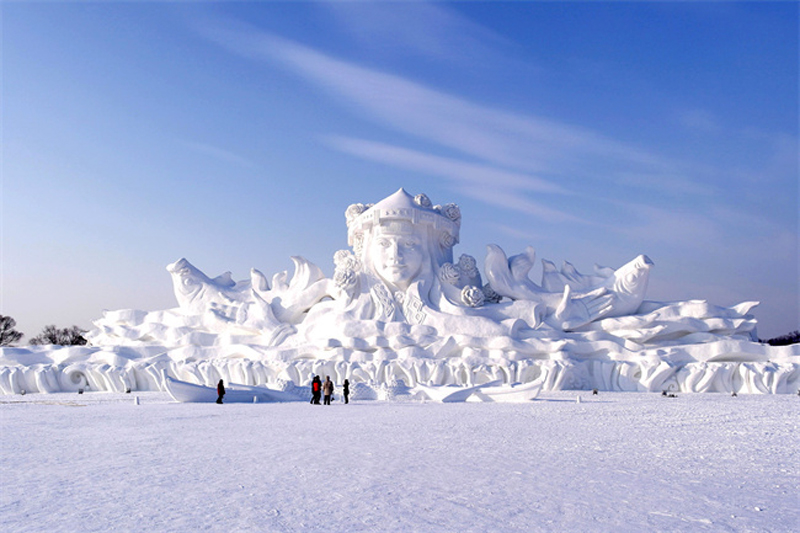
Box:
[310,375,321,405]
[216,379,225,404]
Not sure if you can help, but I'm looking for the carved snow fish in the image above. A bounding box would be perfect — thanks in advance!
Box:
[603,254,654,317]
[167,258,251,314]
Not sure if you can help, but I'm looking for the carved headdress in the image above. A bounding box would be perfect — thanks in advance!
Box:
[345,189,461,257]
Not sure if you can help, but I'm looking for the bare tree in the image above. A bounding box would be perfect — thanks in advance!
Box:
[762,330,800,346]
[29,325,87,346]
[0,315,24,346]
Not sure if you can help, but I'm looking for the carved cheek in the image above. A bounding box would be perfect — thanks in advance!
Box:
[405,248,424,273]
[385,242,400,261]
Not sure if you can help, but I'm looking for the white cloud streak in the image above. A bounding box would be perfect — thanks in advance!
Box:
[678,109,723,134]
[614,171,716,196]
[194,18,673,179]
[326,136,584,223]
[618,203,723,248]
[488,222,548,242]
[180,140,256,169]
[192,13,795,244]
[322,2,515,67]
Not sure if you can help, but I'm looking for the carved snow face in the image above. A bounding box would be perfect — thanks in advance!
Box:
[369,223,425,291]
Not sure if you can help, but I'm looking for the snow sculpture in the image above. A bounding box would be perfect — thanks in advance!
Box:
[1,188,798,396]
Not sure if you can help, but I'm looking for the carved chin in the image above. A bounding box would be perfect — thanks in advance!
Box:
[380,266,418,286]
[384,269,409,283]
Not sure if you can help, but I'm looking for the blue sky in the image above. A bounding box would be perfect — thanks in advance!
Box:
[2,2,797,340]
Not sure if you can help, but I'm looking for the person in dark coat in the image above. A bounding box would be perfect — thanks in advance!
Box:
[216,379,225,404]
[343,379,350,404]
[322,376,334,405]
[311,376,322,405]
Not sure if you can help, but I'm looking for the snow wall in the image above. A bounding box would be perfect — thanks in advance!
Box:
[2,341,797,396]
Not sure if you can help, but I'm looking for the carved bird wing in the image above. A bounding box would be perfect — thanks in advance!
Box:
[509,246,536,283]
[485,244,517,299]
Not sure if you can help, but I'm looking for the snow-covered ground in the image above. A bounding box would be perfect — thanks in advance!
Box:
[2,391,797,532]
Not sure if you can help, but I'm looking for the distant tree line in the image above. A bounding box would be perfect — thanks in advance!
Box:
[760,330,800,346]
[0,315,87,346]
[0,316,23,346]
[29,325,88,346]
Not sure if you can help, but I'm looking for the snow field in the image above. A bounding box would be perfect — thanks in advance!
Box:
[1,392,798,532]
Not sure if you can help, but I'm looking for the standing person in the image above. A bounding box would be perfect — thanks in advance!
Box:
[343,379,350,404]
[216,379,225,404]
[311,375,322,405]
[322,376,334,405]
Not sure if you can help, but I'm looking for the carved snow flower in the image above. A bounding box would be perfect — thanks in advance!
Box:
[439,231,456,249]
[457,254,478,278]
[414,193,432,209]
[345,203,368,224]
[333,249,350,267]
[333,249,361,272]
[461,285,485,307]
[442,203,461,223]
[334,268,357,290]
[438,262,460,285]
[482,283,502,304]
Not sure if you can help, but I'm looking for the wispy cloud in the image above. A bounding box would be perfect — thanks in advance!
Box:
[618,203,723,248]
[326,136,583,222]
[322,2,515,68]
[729,130,798,186]
[191,13,796,245]
[488,222,549,243]
[193,18,673,180]
[180,140,256,169]
[678,109,723,134]
[614,171,716,196]
[459,184,586,225]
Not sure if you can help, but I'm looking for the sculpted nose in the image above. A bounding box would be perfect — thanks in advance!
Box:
[387,241,402,263]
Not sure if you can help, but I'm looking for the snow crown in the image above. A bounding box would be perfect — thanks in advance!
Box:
[345,188,461,249]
